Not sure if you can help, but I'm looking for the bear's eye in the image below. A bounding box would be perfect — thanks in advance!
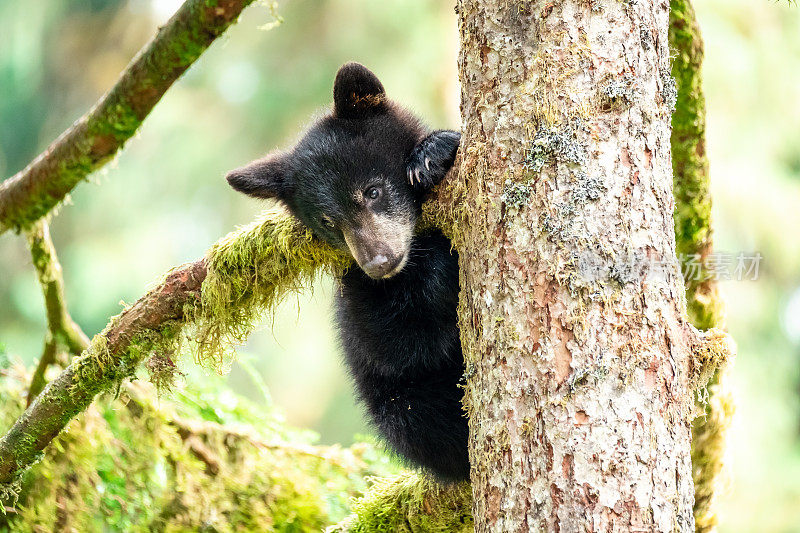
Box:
[321,216,335,229]
[365,186,382,201]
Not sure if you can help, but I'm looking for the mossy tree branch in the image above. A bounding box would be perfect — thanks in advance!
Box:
[0,210,349,490]
[0,260,206,488]
[326,474,472,533]
[0,0,257,234]
[3,206,475,531]
[25,219,90,406]
[670,0,721,331]
[669,1,734,531]
[0,0,467,525]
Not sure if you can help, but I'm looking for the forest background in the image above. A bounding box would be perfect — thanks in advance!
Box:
[1,0,799,530]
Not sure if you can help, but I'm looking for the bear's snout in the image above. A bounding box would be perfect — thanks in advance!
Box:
[341,212,414,280]
[362,253,404,279]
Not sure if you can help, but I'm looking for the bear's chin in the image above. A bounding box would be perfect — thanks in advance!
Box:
[358,252,409,280]
[379,253,409,279]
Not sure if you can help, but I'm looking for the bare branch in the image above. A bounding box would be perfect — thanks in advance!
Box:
[0,0,257,234]
[26,219,90,405]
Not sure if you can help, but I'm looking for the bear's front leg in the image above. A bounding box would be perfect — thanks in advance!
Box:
[407,130,461,191]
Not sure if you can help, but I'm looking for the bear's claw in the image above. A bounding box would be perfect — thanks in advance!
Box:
[406,130,461,191]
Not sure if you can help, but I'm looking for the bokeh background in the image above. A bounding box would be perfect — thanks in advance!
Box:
[0,0,798,530]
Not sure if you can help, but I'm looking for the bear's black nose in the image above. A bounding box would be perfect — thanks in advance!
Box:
[363,254,403,279]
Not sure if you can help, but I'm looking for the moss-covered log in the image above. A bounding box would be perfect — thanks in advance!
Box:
[669,1,734,531]
[0,210,349,494]
[0,0,258,234]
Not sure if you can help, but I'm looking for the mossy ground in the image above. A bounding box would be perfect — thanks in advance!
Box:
[0,361,396,532]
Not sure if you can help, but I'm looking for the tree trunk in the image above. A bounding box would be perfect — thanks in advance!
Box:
[451,1,697,530]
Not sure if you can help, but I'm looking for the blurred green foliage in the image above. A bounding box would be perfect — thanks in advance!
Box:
[0,365,399,531]
[1,0,800,531]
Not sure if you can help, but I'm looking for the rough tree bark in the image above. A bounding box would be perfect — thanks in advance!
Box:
[446,1,706,530]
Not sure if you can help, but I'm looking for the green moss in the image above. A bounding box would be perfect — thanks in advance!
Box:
[192,209,350,371]
[1,366,395,531]
[162,24,210,68]
[144,353,184,394]
[691,371,735,533]
[4,147,96,233]
[2,209,353,499]
[71,326,138,401]
[64,209,348,397]
[327,474,472,533]
[88,101,142,142]
[669,0,720,330]
[689,329,733,394]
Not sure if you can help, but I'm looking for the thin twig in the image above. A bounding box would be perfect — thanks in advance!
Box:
[26,219,90,405]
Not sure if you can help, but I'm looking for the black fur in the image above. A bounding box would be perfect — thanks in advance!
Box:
[337,231,467,481]
[227,63,467,481]
[407,130,461,191]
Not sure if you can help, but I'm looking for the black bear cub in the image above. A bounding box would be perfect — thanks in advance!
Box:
[226,63,467,481]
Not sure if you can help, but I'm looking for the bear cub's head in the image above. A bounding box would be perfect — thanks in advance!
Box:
[226,62,459,279]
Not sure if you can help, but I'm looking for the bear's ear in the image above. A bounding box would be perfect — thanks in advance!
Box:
[333,62,387,119]
[226,152,291,200]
